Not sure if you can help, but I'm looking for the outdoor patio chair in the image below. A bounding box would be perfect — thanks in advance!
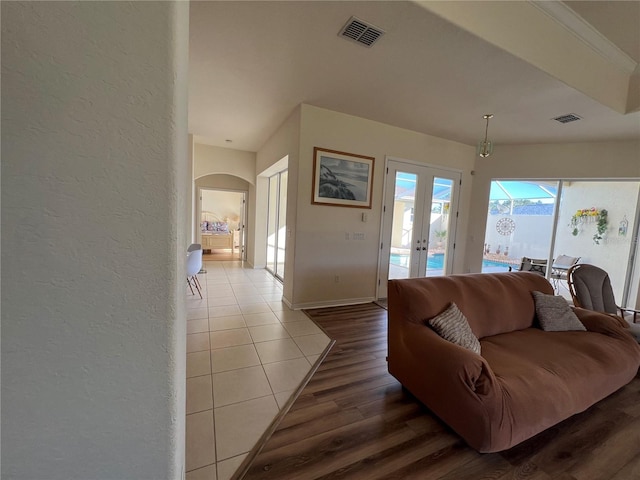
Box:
[549,254,580,292]
[508,257,547,276]
[567,263,639,330]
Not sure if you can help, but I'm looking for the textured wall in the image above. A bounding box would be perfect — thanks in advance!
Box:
[1,2,188,478]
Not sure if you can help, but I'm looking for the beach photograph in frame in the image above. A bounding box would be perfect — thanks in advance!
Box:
[312,147,375,208]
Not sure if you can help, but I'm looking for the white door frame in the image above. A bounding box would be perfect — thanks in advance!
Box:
[377,156,462,299]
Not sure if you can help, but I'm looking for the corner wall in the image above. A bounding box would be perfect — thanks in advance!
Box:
[255,107,301,300]
[1,2,188,478]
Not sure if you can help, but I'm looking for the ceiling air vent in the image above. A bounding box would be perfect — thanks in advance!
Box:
[553,113,582,124]
[339,16,385,47]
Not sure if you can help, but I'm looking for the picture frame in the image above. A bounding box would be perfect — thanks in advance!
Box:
[312,147,375,208]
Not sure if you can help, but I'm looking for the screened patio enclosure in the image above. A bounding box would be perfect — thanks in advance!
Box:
[483,179,640,308]
[484,180,558,270]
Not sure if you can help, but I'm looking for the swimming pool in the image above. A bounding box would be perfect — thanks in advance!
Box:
[390,253,510,271]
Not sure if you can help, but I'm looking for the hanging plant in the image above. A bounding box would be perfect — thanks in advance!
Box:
[593,209,608,245]
[569,207,608,244]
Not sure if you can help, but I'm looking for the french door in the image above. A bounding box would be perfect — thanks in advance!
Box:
[379,159,461,297]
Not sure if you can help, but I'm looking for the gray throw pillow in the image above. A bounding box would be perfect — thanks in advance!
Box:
[428,303,481,354]
[532,291,586,332]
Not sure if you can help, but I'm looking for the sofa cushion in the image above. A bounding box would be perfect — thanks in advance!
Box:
[532,291,585,332]
[427,303,481,354]
[480,328,638,447]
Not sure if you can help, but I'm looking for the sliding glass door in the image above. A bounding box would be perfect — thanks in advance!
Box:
[266,170,287,281]
[482,179,640,305]
[482,180,559,273]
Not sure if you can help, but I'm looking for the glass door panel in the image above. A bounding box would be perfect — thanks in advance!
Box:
[388,171,417,280]
[275,170,288,280]
[266,175,278,274]
[424,177,454,277]
[482,180,558,274]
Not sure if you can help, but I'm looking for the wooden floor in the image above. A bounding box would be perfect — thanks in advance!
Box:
[243,303,640,480]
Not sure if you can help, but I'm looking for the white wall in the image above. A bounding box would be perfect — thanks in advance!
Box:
[196,174,251,191]
[291,105,475,307]
[1,2,188,478]
[485,214,554,260]
[194,144,256,184]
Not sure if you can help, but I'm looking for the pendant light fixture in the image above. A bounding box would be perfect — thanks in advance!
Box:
[477,114,494,158]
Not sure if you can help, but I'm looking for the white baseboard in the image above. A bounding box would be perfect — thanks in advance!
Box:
[290,297,376,311]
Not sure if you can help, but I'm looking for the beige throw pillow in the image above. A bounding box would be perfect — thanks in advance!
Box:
[428,303,481,354]
[532,291,586,332]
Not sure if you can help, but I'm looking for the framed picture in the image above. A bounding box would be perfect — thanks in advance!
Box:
[312,147,375,208]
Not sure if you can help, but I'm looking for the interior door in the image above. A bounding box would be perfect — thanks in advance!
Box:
[379,159,461,298]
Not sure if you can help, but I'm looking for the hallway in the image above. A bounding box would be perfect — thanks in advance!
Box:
[185,260,332,480]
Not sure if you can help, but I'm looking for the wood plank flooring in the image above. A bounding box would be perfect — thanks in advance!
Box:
[242,303,640,480]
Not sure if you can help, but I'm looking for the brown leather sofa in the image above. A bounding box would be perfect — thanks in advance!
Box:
[388,272,640,453]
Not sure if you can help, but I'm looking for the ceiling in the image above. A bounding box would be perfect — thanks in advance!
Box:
[189,1,640,152]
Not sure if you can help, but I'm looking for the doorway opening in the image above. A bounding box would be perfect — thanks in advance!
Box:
[199,188,247,261]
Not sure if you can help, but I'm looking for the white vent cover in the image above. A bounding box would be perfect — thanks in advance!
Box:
[553,113,582,124]
[339,16,385,47]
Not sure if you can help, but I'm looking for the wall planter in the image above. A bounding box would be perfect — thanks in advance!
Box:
[569,208,608,244]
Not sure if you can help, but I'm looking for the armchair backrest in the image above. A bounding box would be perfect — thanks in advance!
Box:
[567,264,617,314]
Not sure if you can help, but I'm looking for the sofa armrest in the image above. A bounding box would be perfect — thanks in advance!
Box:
[389,319,499,402]
[573,307,629,336]
[388,319,501,451]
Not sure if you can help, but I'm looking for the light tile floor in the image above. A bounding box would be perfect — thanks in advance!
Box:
[185,260,332,480]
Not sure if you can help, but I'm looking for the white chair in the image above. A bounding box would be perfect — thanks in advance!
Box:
[187,243,202,252]
[186,248,203,299]
[550,254,580,292]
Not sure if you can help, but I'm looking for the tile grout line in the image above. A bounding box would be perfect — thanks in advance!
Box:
[187,259,319,480]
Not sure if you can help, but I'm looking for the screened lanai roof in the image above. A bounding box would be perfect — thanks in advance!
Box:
[490,180,557,200]
[394,177,556,202]
[394,172,453,201]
